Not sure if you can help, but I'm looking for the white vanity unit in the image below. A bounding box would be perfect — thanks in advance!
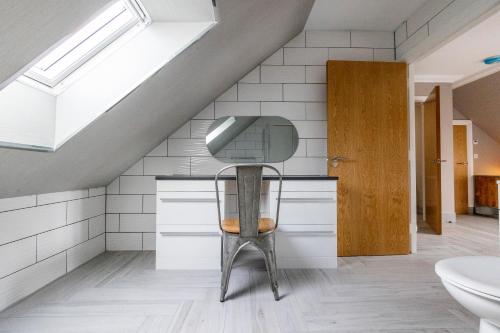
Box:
[156,176,338,270]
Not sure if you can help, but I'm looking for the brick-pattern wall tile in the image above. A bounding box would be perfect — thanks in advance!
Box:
[0,188,106,311]
[105,28,397,251]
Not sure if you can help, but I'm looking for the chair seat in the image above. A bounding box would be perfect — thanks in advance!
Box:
[222,217,275,234]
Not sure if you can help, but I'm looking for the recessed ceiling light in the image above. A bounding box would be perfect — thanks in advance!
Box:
[483,56,500,65]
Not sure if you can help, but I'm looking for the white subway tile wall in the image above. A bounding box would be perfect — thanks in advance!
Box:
[67,234,105,272]
[374,48,395,61]
[305,30,350,47]
[0,196,36,212]
[284,47,329,65]
[261,66,305,83]
[0,252,66,312]
[89,215,105,238]
[0,187,105,311]
[406,0,453,36]
[350,31,394,48]
[169,122,191,139]
[261,102,305,119]
[329,48,373,61]
[239,66,260,83]
[262,49,284,65]
[105,29,396,250]
[142,233,156,251]
[122,160,144,176]
[395,22,407,47]
[120,214,156,233]
[106,233,142,251]
[106,214,120,232]
[283,31,305,48]
[394,0,493,60]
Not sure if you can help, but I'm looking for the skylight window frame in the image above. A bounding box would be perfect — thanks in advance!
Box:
[23,0,150,89]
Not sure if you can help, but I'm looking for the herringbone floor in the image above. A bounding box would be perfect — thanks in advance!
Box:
[0,214,499,332]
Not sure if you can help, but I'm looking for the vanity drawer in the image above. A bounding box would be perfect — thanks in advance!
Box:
[156,232,220,270]
[157,180,219,192]
[270,180,337,192]
[271,191,336,225]
[157,192,223,225]
[276,232,337,268]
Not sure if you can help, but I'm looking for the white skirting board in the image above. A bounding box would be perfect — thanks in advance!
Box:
[442,212,457,224]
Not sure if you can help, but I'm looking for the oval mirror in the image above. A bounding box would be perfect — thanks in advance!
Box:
[206,116,299,163]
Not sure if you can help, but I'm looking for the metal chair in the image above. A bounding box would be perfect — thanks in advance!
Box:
[215,164,282,302]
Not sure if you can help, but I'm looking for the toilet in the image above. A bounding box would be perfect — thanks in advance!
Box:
[435,257,500,333]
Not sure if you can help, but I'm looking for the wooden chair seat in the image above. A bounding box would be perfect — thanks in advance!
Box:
[222,217,275,234]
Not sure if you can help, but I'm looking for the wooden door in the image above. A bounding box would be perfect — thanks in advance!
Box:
[423,87,442,235]
[327,61,409,256]
[453,125,469,215]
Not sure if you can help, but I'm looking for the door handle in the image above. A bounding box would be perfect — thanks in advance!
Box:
[328,156,348,168]
[434,159,447,164]
[456,162,468,165]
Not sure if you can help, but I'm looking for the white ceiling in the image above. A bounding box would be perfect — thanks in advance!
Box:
[414,9,500,87]
[305,0,428,31]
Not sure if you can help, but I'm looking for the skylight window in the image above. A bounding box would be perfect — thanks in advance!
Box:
[23,0,150,89]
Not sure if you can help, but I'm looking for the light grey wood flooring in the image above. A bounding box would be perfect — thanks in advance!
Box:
[0,215,499,332]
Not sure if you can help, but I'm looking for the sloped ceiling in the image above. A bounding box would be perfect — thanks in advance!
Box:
[0,0,314,198]
[454,71,500,144]
[305,0,427,31]
[0,0,111,90]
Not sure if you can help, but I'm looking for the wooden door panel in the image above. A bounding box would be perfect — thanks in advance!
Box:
[423,88,442,235]
[453,125,468,215]
[327,61,409,256]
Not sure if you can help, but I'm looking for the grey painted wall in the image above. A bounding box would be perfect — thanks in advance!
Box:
[454,71,500,144]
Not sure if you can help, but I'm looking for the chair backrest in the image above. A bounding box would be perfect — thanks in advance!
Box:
[215,164,282,238]
[236,165,263,238]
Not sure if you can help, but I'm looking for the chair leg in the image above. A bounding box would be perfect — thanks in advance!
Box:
[220,233,239,302]
[264,249,280,301]
[220,235,223,273]
[258,235,280,301]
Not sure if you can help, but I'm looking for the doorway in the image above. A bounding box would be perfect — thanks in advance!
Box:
[453,120,474,216]
[453,125,468,215]
[422,87,442,235]
[415,86,444,235]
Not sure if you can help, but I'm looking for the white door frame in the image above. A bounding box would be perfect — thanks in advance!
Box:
[414,100,426,220]
[409,64,417,253]
[452,120,474,210]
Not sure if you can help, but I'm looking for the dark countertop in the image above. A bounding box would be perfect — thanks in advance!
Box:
[156,175,338,181]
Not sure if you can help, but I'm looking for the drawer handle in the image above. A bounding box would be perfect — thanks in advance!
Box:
[160,232,220,237]
[278,231,336,237]
[160,198,219,203]
[278,198,335,202]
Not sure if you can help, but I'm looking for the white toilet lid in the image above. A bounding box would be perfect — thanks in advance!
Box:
[435,256,500,298]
